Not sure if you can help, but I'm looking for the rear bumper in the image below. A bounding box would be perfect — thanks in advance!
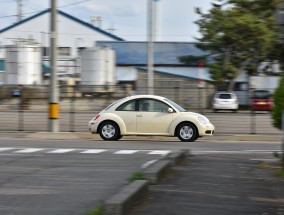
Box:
[213,104,238,110]
[252,104,273,111]
[88,121,98,134]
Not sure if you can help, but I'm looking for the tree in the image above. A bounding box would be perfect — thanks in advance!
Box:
[181,0,281,90]
[272,75,284,129]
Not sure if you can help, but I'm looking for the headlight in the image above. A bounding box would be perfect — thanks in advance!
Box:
[198,115,208,124]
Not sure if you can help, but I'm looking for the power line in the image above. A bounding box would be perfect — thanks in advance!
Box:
[0,0,92,19]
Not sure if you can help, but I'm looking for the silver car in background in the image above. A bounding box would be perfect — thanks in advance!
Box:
[212,92,239,112]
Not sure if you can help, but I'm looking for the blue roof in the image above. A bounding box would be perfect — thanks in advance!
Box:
[0,60,4,71]
[96,41,209,66]
[0,9,124,41]
[136,67,199,80]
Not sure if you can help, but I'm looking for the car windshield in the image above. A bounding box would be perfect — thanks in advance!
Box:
[164,98,186,112]
[254,90,270,99]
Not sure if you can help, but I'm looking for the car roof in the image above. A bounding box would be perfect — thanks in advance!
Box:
[215,92,236,95]
[124,95,167,100]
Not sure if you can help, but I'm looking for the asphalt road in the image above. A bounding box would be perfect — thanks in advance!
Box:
[0,139,167,215]
[0,138,282,215]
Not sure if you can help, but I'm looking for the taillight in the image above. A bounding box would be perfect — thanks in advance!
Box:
[92,114,100,121]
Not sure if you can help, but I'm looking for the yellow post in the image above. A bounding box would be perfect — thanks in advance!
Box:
[49,103,59,119]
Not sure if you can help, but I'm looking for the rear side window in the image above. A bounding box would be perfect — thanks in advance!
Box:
[116,100,136,111]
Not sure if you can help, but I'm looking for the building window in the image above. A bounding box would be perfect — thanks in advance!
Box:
[58,47,71,56]
[42,47,49,57]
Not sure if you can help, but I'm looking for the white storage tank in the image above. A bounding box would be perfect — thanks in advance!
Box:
[105,47,116,85]
[5,40,42,85]
[81,47,116,86]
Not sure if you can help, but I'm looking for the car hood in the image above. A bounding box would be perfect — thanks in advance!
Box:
[181,111,210,122]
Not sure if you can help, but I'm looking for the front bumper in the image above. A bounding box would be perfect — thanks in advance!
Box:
[198,122,215,136]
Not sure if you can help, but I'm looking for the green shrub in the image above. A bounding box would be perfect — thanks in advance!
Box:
[275,168,284,177]
[272,76,284,129]
[85,201,104,215]
[127,171,145,183]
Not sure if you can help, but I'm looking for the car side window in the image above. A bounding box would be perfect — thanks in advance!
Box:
[139,99,170,112]
[116,100,136,111]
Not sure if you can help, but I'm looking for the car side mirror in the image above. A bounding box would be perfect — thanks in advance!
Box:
[168,108,174,113]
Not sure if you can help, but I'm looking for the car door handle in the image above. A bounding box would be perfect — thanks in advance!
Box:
[137,114,143,117]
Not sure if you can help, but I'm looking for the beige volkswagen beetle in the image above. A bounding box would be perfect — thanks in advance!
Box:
[88,95,215,142]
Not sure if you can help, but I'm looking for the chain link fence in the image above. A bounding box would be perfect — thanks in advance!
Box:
[0,84,281,135]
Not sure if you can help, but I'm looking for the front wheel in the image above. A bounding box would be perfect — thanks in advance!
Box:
[99,121,120,141]
[176,123,197,142]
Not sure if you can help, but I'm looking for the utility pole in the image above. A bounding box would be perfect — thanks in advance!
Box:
[49,0,59,132]
[147,0,154,95]
[17,0,23,22]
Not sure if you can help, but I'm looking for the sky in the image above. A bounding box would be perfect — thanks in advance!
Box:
[0,0,213,42]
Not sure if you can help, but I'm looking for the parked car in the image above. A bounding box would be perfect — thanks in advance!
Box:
[251,90,273,112]
[88,95,215,142]
[212,92,239,112]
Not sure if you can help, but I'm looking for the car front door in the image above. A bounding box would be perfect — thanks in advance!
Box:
[115,99,137,134]
[136,99,173,134]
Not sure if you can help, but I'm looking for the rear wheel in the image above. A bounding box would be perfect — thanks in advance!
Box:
[99,121,120,141]
[176,123,197,142]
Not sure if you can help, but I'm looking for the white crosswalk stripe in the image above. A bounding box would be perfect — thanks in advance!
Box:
[15,148,43,153]
[114,150,139,154]
[0,147,14,152]
[147,150,171,155]
[47,149,75,153]
[81,149,106,154]
[0,147,172,156]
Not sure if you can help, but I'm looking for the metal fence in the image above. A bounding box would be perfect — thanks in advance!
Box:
[0,84,281,135]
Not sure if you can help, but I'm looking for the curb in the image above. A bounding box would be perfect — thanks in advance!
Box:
[0,132,281,142]
[104,150,188,215]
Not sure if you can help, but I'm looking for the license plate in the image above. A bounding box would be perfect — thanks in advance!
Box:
[257,102,266,105]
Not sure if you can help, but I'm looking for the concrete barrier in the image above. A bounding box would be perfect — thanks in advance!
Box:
[165,149,189,165]
[104,150,190,215]
[143,160,171,184]
[104,180,148,215]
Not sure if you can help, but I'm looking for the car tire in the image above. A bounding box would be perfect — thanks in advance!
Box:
[99,121,120,141]
[176,122,197,142]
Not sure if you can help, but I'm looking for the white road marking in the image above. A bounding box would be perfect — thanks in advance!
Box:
[141,159,158,169]
[243,150,280,152]
[15,148,43,153]
[192,150,281,155]
[114,150,138,154]
[47,149,75,153]
[81,149,106,154]
[250,158,279,162]
[0,148,14,152]
[147,150,171,155]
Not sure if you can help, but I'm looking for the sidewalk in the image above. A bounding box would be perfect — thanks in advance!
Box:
[0,131,281,142]
[129,154,284,215]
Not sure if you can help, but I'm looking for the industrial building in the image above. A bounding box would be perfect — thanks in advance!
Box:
[0,8,123,84]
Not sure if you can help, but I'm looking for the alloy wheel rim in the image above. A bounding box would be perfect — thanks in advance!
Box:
[102,124,115,138]
[180,126,193,139]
